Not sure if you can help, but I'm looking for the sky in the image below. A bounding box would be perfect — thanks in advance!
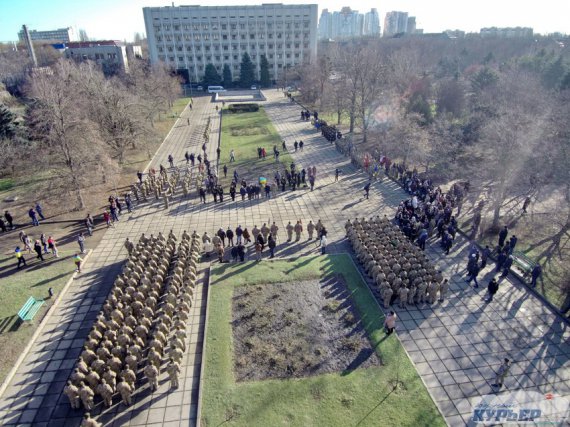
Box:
[1,0,569,42]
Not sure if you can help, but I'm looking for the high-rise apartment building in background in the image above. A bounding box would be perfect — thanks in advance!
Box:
[383,11,409,36]
[406,17,416,34]
[17,26,76,43]
[364,8,381,37]
[318,7,380,40]
[143,4,318,83]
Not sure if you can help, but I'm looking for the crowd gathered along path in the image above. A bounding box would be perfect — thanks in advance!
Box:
[0,90,568,427]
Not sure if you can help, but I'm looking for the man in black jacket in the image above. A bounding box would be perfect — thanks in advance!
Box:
[498,226,508,247]
[485,278,499,302]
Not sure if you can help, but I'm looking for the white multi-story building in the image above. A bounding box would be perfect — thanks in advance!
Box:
[143,4,318,83]
[18,27,76,43]
[64,41,130,74]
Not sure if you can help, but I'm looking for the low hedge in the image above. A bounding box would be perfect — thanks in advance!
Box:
[227,103,259,113]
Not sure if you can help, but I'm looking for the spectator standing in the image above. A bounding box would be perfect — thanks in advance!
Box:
[29,208,39,226]
[480,245,491,269]
[103,211,113,228]
[363,182,371,199]
[78,233,86,254]
[15,246,26,269]
[384,311,397,335]
[466,260,481,288]
[268,235,276,258]
[530,264,542,288]
[501,256,514,278]
[35,202,45,220]
[320,234,327,254]
[226,227,234,246]
[492,359,511,389]
[34,240,44,261]
[498,226,508,248]
[74,253,83,273]
[85,214,94,236]
[48,235,59,257]
[5,210,14,229]
[485,278,499,302]
[40,233,49,254]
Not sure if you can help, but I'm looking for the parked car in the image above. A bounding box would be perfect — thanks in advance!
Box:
[196,85,203,91]
[250,85,258,90]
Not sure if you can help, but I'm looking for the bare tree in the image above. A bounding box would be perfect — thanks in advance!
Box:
[26,60,111,209]
[335,42,387,141]
[323,76,349,125]
[124,60,181,127]
[80,63,155,163]
[475,70,548,228]
[78,29,89,42]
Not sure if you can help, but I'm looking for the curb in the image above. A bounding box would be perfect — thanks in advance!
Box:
[0,248,94,399]
[196,265,211,427]
[346,253,450,426]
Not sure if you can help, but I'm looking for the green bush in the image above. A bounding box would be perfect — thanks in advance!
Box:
[227,103,259,113]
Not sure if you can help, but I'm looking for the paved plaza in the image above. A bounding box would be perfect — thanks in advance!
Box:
[0,90,568,426]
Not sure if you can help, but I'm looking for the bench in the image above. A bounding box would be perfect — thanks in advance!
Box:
[512,251,537,279]
[18,297,45,321]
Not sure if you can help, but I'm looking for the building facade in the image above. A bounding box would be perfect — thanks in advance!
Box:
[364,8,381,37]
[143,4,318,83]
[383,11,408,37]
[480,27,533,38]
[64,41,130,74]
[406,17,416,34]
[18,27,76,43]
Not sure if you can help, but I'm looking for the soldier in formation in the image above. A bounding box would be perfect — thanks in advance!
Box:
[64,231,197,418]
[346,217,445,310]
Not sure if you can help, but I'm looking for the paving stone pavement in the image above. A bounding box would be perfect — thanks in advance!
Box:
[0,90,568,427]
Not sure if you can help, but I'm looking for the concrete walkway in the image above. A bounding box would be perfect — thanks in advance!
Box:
[0,90,568,427]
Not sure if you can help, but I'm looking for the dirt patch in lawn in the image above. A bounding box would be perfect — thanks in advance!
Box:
[231,275,381,381]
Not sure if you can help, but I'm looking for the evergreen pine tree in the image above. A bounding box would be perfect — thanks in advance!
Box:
[239,53,255,88]
[0,104,17,139]
[259,55,270,87]
[222,64,233,88]
[203,63,221,87]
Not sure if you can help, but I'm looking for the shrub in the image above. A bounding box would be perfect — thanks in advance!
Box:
[227,103,259,113]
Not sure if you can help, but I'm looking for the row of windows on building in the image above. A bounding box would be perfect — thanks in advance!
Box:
[162,60,300,72]
[158,51,302,62]
[69,52,118,61]
[153,21,311,32]
[155,32,310,42]
[157,42,308,53]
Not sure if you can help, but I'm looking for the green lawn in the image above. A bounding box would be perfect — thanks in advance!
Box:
[0,251,76,384]
[219,107,294,187]
[201,254,444,427]
[153,97,192,141]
